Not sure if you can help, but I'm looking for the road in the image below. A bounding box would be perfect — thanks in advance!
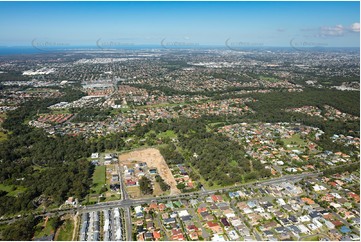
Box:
[123,206,132,241]
[117,164,129,200]
[1,172,320,221]
[72,172,321,241]
[117,163,132,240]
[0,172,321,226]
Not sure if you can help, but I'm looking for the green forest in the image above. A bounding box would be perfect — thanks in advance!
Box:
[128,118,272,187]
[0,89,93,216]
[0,87,359,217]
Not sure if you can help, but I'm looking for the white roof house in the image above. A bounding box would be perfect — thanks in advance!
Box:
[228,230,240,240]
[134,206,143,214]
[299,215,311,222]
[297,224,310,234]
[91,153,99,159]
[178,210,189,217]
[277,198,286,206]
[212,234,226,241]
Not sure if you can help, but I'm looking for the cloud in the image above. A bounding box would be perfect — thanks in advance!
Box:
[319,24,345,37]
[276,28,286,32]
[300,28,316,32]
[317,23,360,37]
[350,22,360,32]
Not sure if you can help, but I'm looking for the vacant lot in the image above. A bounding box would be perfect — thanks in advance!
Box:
[127,186,141,199]
[33,217,55,240]
[119,148,180,195]
[91,166,106,194]
[55,217,74,241]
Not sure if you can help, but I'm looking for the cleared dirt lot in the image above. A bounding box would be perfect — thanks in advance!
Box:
[118,148,181,195]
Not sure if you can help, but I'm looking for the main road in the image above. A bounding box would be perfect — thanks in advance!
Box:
[0,172,321,227]
[77,171,321,214]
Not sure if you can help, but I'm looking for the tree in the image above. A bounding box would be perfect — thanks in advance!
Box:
[155,175,170,192]
[176,183,186,190]
[139,176,153,195]
[49,216,61,231]
[2,215,38,241]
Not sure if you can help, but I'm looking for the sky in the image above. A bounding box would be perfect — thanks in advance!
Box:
[0,1,359,48]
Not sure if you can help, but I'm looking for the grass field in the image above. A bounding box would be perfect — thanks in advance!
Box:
[301,235,319,241]
[88,194,99,203]
[207,122,226,128]
[153,182,166,196]
[229,160,239,167]
[127,186,141,199]
[34,218,54,239]
[42,109,71,115]
[91,166,106,194]
[25,88,59,93]
[104,194,121,202]
[56,218,74,241]
[0,131,7,142]
[0,183,26,196]
[260,75,280,82]
[127,183,169,198]
[157,130,177,139]
[281,133,307,150]
[138,102,184,109]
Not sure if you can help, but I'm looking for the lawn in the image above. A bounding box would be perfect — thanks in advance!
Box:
[56,218,74,241]
[49,109,71,115]
[229,160,239,167]
[25,88,59,93]
[207,122,226,128]
[259,75,280,82]
[153,181,170,197]
[137,102,184,109]
[110,107,131,115]
[34,218,55,239]
[88,194,99,203]
[0,131,7,142]
[0,183,26,196]
[281,133,308,150]
[301,235,319,241]
[91,166,106,194]
[127,186,141,199]
[157,130,177,139]
[104,194,121,202]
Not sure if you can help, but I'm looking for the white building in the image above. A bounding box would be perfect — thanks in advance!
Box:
[91,153,99,159]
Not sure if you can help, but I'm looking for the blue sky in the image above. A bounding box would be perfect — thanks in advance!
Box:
[0,1,359,47]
